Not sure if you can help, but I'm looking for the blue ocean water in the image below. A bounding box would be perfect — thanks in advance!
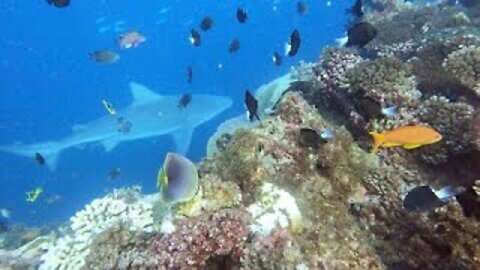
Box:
[0,0,350,226]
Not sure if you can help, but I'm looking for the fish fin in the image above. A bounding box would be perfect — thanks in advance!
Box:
[403,143,422,149]
[368,131,384,153]
[102,140,120,152]
[0,141,62,171]
[382,142,402,147]
[129,82,163,106]
[157,167,167,190]
[172,126,193,155]
[434,186,466,201]
[284,42,291,56]
[336,36,348,47]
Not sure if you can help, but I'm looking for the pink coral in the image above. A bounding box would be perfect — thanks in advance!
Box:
[148,209,250,269]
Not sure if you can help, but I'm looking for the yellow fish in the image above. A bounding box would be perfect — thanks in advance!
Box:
[26,187,43,203]
[102,99,117,115]
[369,125,442,153]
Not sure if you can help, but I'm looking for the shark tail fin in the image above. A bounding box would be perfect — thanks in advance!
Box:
[0,141,63,171]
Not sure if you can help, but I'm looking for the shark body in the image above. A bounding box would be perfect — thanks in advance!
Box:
[0,82,233,169]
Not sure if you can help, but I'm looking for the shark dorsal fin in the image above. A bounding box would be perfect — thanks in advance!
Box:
[129,82,162,106]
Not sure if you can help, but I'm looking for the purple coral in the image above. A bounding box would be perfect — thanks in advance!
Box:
[148,209,249,268]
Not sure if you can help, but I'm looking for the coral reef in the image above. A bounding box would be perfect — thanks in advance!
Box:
[85,209,250,269]
[148,209,249,269]
[346,57,419,104]
[247,182,302,235]
[206,73,292,156]
[40,189,153,270]
[417,95,474,164]
[443,45,480,96]
[290,60,317,82]
[9,2,480,269]
[207,92,385,268]
[241,229,306,269]
[471,108,480,150]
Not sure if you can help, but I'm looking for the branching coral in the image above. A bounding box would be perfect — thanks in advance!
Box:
[39,191,153,270]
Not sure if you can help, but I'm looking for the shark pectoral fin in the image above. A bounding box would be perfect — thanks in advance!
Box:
[102,140,120,152]
[403,143,422,149]
[172,126,194,155]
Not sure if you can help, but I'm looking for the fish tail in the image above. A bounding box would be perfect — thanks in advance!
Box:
[369,131,384,153]
[434,186,466,201]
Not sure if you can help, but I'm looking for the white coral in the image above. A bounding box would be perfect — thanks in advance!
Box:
[247,182,302,236]
[39,194,153,270]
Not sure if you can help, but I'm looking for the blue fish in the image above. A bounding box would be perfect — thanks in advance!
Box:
[319,128,335,140]
[434,185,466,201]
[404,185,465,212]
[381,106,398,117]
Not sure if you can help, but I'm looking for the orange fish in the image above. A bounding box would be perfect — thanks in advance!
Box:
[369,125,442,153]
[118,31,146,49]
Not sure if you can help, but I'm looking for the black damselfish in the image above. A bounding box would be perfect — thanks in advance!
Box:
[346,22,377,48]
[236,8,248,23]
[200,17,214,31]
[190,29,201,47]
[245,90,259,121]
[47,0,70,8]
[286,30,301,56]
[273,52,282,66]
[228,38,241,54]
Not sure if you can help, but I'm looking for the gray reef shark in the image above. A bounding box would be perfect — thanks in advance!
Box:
[0,82,233,170]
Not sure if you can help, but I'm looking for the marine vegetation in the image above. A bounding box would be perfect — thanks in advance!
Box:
[3,1,480,269]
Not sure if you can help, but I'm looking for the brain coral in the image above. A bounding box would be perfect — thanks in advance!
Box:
[443,45,480,97]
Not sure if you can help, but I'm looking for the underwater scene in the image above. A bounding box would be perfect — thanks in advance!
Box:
[1,0,480,269]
